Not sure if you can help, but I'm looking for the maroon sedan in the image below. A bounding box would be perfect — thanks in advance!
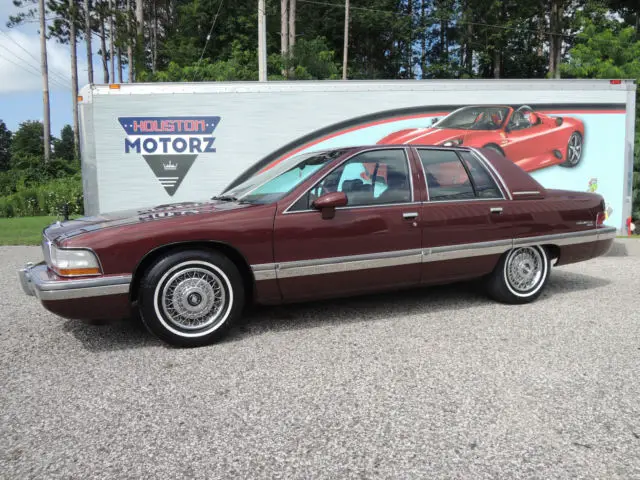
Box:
[19,145,615,347]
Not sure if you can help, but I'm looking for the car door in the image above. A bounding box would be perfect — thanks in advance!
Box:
[273,147,422,301]
[416,148,516,284]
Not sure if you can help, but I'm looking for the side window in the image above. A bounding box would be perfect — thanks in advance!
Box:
[291,149,411,210]
[458,151,503,199]
[419,150,475,201]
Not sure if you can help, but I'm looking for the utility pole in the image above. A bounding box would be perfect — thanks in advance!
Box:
[69,0,80,158]
[288,0,296,51]
[135,0,144,80]
[39,0,51,163]
[84,0,93,84]
[109,0,115,81]
[342,0,349,80]
[258,0,267,81]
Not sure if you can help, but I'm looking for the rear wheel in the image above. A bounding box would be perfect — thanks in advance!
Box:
[486,246,550,304]
[138,249,245,347]
[483,144,505,156]
[560,132,583,167]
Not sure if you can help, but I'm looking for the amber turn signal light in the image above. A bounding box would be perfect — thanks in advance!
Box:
[56,267,102,277]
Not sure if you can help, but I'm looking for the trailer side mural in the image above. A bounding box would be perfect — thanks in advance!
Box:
[243,104,626,227]
[78,80,635,232]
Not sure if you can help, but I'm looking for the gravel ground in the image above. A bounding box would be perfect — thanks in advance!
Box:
[1,246,639,479]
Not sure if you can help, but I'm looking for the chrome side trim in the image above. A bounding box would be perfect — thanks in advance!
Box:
[250,227,617,281]
[251,263,278,281]
[424,239,512,262]
[277,249,422,279]
[19,263,131,301]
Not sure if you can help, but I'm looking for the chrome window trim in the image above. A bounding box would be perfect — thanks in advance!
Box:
[468,147,513,200]
[251,227,616,281]
[512,190,541,195]
[283,146,414,214]
[415,147,507,203]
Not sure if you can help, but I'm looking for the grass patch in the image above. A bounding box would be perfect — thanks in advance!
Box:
[0,216,58,245]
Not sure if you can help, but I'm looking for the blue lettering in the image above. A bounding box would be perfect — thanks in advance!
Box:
[159,137,171,153]
[125,137,140,153]
[143,138,158,153]
[189,137,202,153]
[203,137,216,153]
[173,138,187,153]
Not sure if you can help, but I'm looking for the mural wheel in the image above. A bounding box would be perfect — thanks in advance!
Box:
[483,144,505,156]
[561,132,583,168]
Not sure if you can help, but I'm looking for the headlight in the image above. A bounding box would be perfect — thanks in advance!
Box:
[442,139,463,147]
[49,244,102,277]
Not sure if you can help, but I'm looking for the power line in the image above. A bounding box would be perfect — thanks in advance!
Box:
[0,29,70,86]
[191,0,225,82]
[296,0,623,41]
[0,44,69,90]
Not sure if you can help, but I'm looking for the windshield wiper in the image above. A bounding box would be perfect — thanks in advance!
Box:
[211,194,238,202]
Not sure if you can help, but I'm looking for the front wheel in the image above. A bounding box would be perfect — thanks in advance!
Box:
[486,246,550,304]
[138,250,245,347]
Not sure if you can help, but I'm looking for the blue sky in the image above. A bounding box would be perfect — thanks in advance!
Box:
[0,3,113,137]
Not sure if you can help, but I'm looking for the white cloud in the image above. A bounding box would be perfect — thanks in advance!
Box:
[0,29,93,93]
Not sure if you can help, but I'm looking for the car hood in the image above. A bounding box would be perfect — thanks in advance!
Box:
[44,199,249,242]
[380,127,471,145]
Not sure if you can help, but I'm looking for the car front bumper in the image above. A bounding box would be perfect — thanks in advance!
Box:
[18,262,133,321]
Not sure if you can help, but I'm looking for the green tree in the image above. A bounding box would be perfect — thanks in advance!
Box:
[561,14,640,219]
[10,121,45,162]
[53,125,76,162]
[0,121,11,172]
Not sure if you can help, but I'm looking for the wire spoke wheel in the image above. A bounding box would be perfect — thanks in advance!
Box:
[505,247,544,293]
[153,260,233,337]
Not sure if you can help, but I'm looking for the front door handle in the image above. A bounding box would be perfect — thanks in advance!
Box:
[490,207,503,214]
[403,212,419,220]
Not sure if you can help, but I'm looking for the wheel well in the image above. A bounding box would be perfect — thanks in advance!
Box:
[542,244,560,265]
[129,241,255,304]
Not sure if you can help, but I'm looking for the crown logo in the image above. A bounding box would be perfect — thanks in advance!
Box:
[163,160,178,171]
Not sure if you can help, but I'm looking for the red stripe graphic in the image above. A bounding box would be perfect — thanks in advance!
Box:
[259,108,625,172]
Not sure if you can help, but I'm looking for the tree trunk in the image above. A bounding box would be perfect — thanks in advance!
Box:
[39,0,51,163]
[280,0,288,55]
[406,0,412,79]
[549,0,561,78]
[127,0,134,82]
[288,0,296,50]
[69,0,80,157]
[118,47,123,82]
[342,0,349,80]
[420,0,426,77]
[109,0,115,82]
[84,0,93,84]
[100,15,109,83]
[152,0,158,72]
[493,49,501,79]
[465,22,473,75]
[135,0,144,78]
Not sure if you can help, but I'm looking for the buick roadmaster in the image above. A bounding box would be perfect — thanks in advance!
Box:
[19,146,615,347]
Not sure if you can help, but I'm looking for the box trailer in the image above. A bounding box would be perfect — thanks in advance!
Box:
[78,79,636,231]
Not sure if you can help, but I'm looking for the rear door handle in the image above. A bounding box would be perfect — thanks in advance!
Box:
[490,207,503,214]
[403,212,419,220]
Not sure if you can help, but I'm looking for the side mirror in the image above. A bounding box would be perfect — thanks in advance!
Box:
[312,191,348,219]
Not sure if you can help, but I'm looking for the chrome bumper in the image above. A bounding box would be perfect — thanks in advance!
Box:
[18,262,131,301]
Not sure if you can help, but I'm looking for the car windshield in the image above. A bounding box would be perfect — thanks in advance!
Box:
[434,106,510,130]
[221,149,349,204]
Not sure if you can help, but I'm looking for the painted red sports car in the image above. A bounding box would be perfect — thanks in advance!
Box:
[19,145,614,348]
[377,105,585,172]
